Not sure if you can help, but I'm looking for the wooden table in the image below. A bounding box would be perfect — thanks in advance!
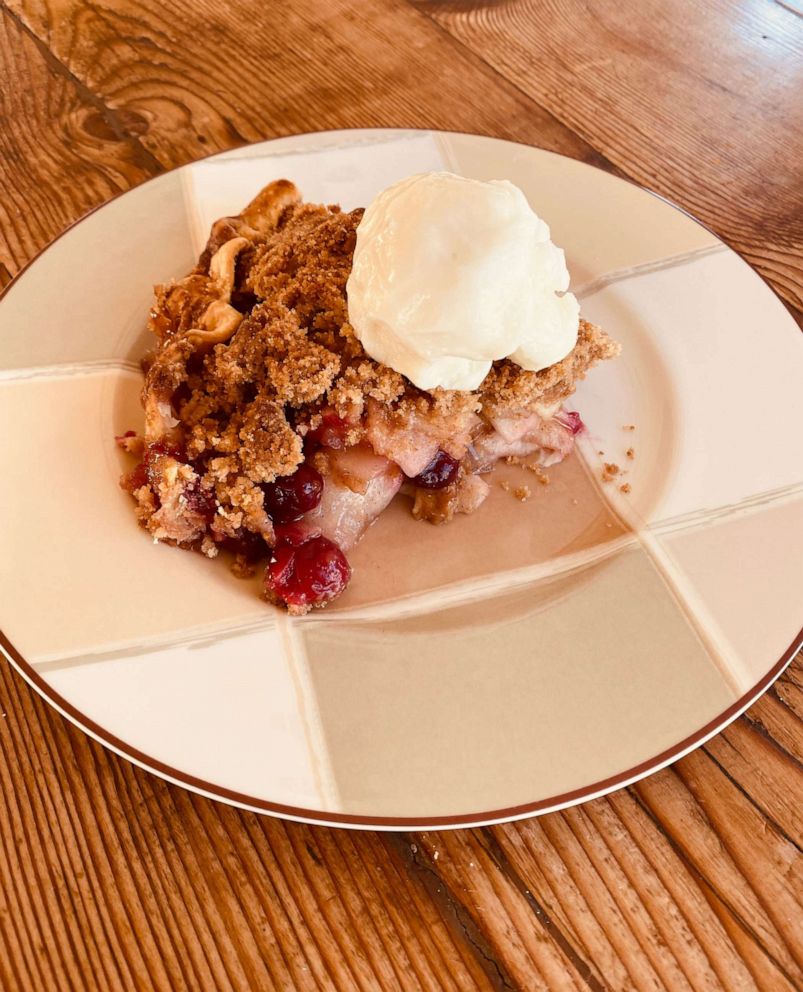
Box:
[2,1,801,988]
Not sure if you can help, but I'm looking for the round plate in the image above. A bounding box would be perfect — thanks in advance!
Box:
[1,129,801,829]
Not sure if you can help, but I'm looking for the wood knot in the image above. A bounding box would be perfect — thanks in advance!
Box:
[82,108,149,141]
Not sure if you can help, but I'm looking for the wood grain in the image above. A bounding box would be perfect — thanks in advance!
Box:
[1,0,802,989]
[0,5,159,276]
[0,0,606,275]
[416,0,803,312]
[2,658,800,991]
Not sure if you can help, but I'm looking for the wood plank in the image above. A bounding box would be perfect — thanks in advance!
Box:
[414,829,592,990]
[4,0,606,202]
[487,796,751,991]
[1,1,801,988]
[746,672,803,766]
[634,759,803,985]
[0,5,159,277]
[416,0,803,311]
[704,712,802,845]
[0,421,797,988]
[774,657,803,724]
[0,659,515,991]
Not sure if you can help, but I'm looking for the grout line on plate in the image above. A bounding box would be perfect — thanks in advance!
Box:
[31,537,639,670]
[649,481,803,535]
[299,534,639,626]
[633,529,751,696]
[574,243,728,300]
[278,613,343,811]
[0,359,141,383]
[29,615,278,671]
[196,129,440,164]
[573,438,752,695]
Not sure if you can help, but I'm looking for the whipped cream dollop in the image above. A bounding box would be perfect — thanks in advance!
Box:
[346,172,579,392]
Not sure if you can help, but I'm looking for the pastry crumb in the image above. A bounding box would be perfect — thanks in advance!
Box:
[626,447,635,459]
[619,482,631,494]
[602,462,620,482]
[525,462,550,485]
[500,480,531,501]
[623,424,636,431]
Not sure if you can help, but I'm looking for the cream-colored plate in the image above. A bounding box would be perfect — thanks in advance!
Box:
[2,130,801,829]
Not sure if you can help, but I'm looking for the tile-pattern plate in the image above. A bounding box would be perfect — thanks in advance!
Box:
[1,130,800,828]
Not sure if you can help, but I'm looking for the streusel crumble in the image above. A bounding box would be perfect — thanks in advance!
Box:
[118,180,620,613]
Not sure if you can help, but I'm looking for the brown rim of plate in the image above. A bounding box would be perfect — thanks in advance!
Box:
[1,628,800,827]
[1,129,801,828]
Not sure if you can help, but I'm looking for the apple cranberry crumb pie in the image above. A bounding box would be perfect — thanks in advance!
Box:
[117,179,620,614]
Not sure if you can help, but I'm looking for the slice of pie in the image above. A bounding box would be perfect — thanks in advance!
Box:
[118,179,620,614]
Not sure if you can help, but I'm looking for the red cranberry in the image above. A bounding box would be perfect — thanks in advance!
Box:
[122,438,187,494]
[556,410,585,435]
[265,536,351,609]
[147,438,186,462]
[274,521,318,547]
[184,480,217,522]
[306,413,349,451]
[410,450,459,489]
[122,462,149,492]
[221,530,269,563]
[262,464,323,523]
[143,439,187,487]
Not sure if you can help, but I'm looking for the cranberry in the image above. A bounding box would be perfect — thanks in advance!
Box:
[143,439,187,487]
[184,480,217,522]
[556,410,585,435]
[265,536,351,609]
[221,530,269,563]
[114,430,137,445]
[262,464,323,523]
[410,450,459,490]
[122,438,187,494]
[122,462,149,493]
[148,438,186,462]
[273,521,318,547]
[306,413,349,451]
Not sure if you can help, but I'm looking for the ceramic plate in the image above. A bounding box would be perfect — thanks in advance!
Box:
[2,130,801,829]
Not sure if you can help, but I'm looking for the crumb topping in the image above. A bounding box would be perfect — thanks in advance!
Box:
[127,178,621,562]
[479,320,621,417]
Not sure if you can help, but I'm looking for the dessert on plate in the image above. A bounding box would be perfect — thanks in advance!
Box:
[118,172,620,613]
